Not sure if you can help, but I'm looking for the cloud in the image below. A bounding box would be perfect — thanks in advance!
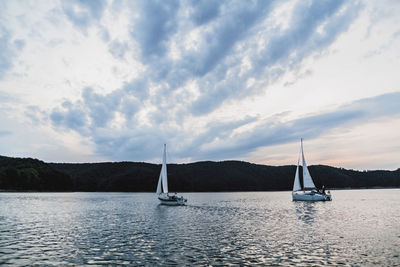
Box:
[256,0,348,67]
[190,0,222,26]
[50,102,88,132]
[58,0,361,108]
[0,130,12,137]
[187,0,362,115]
[62,0,107,32]
[131,0,180,59]
[364,29,400,58]
[82,87,122,128]
[24,106,47,124]
[47,73,400,163]
[191,92,400,160]
[38,0,367,162]
[49,85,144,135]
[84,0,361,120]
[0,26,24,79]
[175,116,259,158]
[0,91,15,103]
[91,127,166,161]
[184,1,275,77]
[108,39,130,60]
[10,0,396,166]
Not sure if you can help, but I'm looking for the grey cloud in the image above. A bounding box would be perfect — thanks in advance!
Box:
[342,92,400,118]
[13,39,25,50]
[92,127,166,161]
[132,0,180,59]
[108,40,130,59]
[260,0,344,65]
[188,0,361,115]
[176,116,258,158]
[184,1,274,77]
[99,26,111,42]
[190,0,222,25]
[50,103,88,132]
[62,0,107,31]
[284,69,313,87]
[96,92,400,161]
[47,0,367,162]
[82,88,122,128]
[0,27,22,79]
[47,61,400,163]
[116,0,360,118]
[191,92,400,160]
[121,78,149,102]
[119,97,140,123]
[0,91,15,103]
[255,0,358,69]
[0,130,12,137]
[294,1,362,62]
[124,0,273,91]
[90,116,257,161]
[49,84,144,134]
[189,74,245,116]
[24,106,47,124]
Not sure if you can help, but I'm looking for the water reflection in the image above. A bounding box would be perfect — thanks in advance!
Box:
[294,202,317,224]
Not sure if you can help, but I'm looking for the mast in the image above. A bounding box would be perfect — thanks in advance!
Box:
[161,144,168,193]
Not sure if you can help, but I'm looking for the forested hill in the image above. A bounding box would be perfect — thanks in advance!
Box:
[1,155,399,191]
[50,161,400,192]
[0,156,73,191]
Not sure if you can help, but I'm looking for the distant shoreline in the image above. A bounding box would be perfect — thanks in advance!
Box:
[1,187,399,193]
[1,156,400,192]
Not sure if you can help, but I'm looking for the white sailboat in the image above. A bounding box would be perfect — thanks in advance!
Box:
[156,144,187,205]
[292,139,332,201]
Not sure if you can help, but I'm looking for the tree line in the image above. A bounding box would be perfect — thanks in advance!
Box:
[1,156,399,192]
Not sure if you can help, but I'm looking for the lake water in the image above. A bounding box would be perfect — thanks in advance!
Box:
[0,189,399,266]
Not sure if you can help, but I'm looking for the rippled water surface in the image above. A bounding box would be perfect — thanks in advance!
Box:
[1,190,399,266]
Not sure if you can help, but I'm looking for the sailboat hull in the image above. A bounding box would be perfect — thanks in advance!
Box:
[292,192,332,201]
[158,194,187,206]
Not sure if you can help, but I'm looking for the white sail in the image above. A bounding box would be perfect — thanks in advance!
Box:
[156,172,162,194]
[161,144,168,193]
[301,139,316,189]
[156,144,169,194]
[293,158,301,192]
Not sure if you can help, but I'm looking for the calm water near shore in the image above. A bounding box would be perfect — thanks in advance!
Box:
[0,189,399,266]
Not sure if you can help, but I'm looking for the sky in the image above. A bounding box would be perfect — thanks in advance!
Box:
[0,0,399,170]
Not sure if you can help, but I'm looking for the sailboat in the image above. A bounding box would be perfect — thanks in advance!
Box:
[156,144,187,205]
[292,139,332,201]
